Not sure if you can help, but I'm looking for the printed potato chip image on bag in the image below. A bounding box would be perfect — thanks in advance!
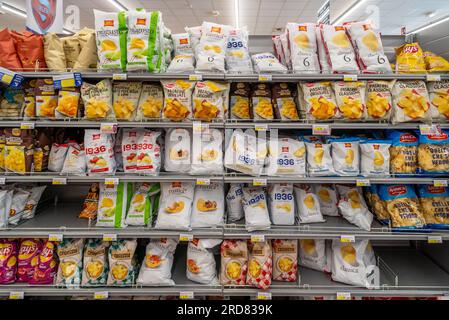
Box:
[48,142,69,172]
[84,129,116,175]
[4,128,34,175]
[286,23,320,73]
[242,187,271,231]
[196,22,231,73]
[313,184,339,217]
[427,80,449,121]
[365,80,394,120]
[113,82,142,121]
[226,184,245,222]
[378,184,425,229]
[294,184,324,223]
[332,81,366,120]
[79,183,99,219]
[164,128,191,173]
[125,183,159,226]
[251,52,288,73]
[187,239,221,285]
[246,241,272,290]
[220,240,248,286]
[395,43,426,74]
[266,136,306,176]
[298,239,329,272]
[137,129,161,175]
[22,185,47,220]
[35,79,58,119]
[29,240,58,285]
[191,128,223,175]
[272,83,299,120]
[121,128,141,173]
[56,238,84,287]
[162,80,194,121]
[55,87,80,119]
[22,79,37,119]
[61,143,87,175]
[251,83,274,120]
[96,182,131,228]
[304,138,335,176]
[136,82,163,120]
[337,185,373,231]
[230,82,251,119]
[16,239,42,283]
[226,27,253,74]
[268,183,295,226]
[193,81,227,121]
[417,185,449,229]
[82,239,109,286]
[387,131,418,175]
[81,80,114,120]
[0,239,18,284]
[360,139,392,177]
[168,33,194,72]
[330,138,360,176]
[191,183,225,228]
[392,80,431,123]
[272,239,297,282]
[107,239,137,286]
[300,82,339,120]
[417,130,449,173]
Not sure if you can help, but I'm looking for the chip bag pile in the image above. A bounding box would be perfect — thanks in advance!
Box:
[424,51,449,73]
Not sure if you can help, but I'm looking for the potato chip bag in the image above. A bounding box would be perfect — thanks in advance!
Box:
[191,183,224,228]
[230,83,251,119]
[193,81,227,121]
[272,35,287,67]
[392,80,430,123]
[267,136,306,176]
[164,128,191,173]
[0,87,24,119]
[300,81,339,120]
[304,138,335,176]
[246,241,272,290]
[136,82,163,120]
[345,22,391,73]
[337,185,373,231]
[191,128,223,175]
[16,239,42,283]
[33,129,52,173]
[79,183,99,219]
[136,129,161,175]
[378,184,425,229]
[48,142,68,172]
[62,35,81,69]
[125,183,159,226]
[0,190,8,228]
[21,79,36,119]
[268,183,295,225]
[8,188,31,225]
[427,80,449,120]
[61,143,87,175]
[155,182,195,230]
[161,80,194,121]
[73,27,97,71]
[320,25,359,73]
[294,184,324,223]
[185,25,202,55]
[251,83,273,120]
[10,30,46,70]
[226,27,252,74]
[272,239,297,282]
[34,79,57,119]
[137,238,178,286]
[360,139,392,177]
[107,239,137,286]
[29,240,58,285]
[424,51,449,72]
[96,182,131,228]
[331,239,377,287]
[286,23,320,73]
[43,33,66,71]
[365,185,389,225]
[187,239,221,285]
[313,184,339,216]
[242,187,271,231]
[220,240,248,286]
[387,131,418,175]
[226,184,244,222]
[168,34,195,72]
[272,83,300,120]
[365,80,394,120]
[4,128,34,175]
[56,238,84,287]
[330,138,360,176]
[94,9,127,70]
[251,52,288,73]
[0,28,22,70]
[113,82,142,121]
[82,239,109,286]
[121,129,140,173]
[417,185,449,229]
[298,239,329,272]
[84,129,116,175]
[417,130,449,173]
[196,22,231,72]
[395,43,426,73]
[55,87,80,119]
[81,80,114,120]
[279,31,292,70]
[316,25,331,73]
[20,185,45,220]
[332,81,366,120]
[0,239,18,284]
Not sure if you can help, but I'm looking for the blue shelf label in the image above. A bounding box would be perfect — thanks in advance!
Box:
[53,72,83,89]
[0,67,24,88]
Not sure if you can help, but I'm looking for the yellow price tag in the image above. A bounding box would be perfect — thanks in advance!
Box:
[336,292,351,300]
[196,178,210,186]
[257,292,272,300]
[179,291,194,299]
[94,291,109,300]
[427,74,441,82]
[189,74,202,81]
[258,74,272,81]
[253,178,267,186]
[2,74,13,85]
[100,123,118,134]
[343,74,358,82]
[105,178,119,186]
[356,179,370,187]
[312,124,331,136]
[9,291,24,300]
[113,73,127,80]
[255,123,268,131]
[48,234,63,242]
[179,233,194,242]
[340,235,355,243]
[52,178,67,185]
[103,234,117,241]
[428,236,443,244]
[251,234,265,243]
[20,122,35,130]
[434,180,448,187]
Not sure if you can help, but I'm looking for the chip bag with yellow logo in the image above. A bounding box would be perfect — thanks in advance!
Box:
[417,185,449,229]
[82,239,109,286]
[266,136,306,176]
[294,184,324,223]
[242,187,271,231]
[161,80,194,121]
[333,81,366,120]
[286,23,320,73]
[395,43,426,73]
[226,27,252,74]
[0,239,18,284]
[29,240,58,285]
[300,81,339,120]
[313,184,339,217]
[427,80,449,121]
[81,80,114,120]
[365,80,394,120]
[268,183,295,225]
[193,81,227,121]
[272,239,297,282]
[424,51,449,73]
[337,185,373,231]
[392,80,430,123]
[113,81,142,121]
[220,240,248,286]
[107,239,137,286]
[330,138,360,176]
[136,82,163,120]
[16,239,42,283]
[246,241,272,289]
[304,137,335,176]
[56,238,84,287]
[360,139,392,177]
[196,21,231,73]
[417,130,449,174]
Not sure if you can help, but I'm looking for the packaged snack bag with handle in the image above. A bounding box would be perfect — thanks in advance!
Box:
[242,187,271,231]
[246,241,272,290]
[29,240,58,285]
[196,21,231,73]
[107,239,138,286]
[187,239,221,285]
[272,239,297,282]
[96,182,131,228]
[337,185,373,231]
[226,27,253,74]
[417,130,449,174]
[220,240,248,286]
[427,80,449,121]
[84,129,116,175]
[300,81,339,121]
[392,80,431,123]
[395,43,426,74]
[191,183,225,228]
[268,183,295,225]
[387,131,418,175]
[294,184,325,223]
[0,239,18,284]
[286,22,320,73]
[81,239,110,286]
[56,238,84,287]
[226,184,244,222]
[16,239,43,283]
[0,28,22,70]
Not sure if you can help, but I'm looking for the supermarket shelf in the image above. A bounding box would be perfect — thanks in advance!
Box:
[1,203,223,239]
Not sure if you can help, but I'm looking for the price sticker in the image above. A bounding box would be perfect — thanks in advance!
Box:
[257,292,272,300]
[419,124,440,136]
[343,74,358,82]
[105,178,119,186]
[52,178,67,185]
[255,123,268,131]
[251,234,265,243]
[189,74,203,81]
[179,291,194,300]
[258,74,272,81]
[196,178,210,186]
[112,73,127,81]
[20,122,35,130]
[192,121,204,134]
[100,123,118,134]
[0,67,24,88]
[428,236,443,244]
[0,178,6,185]
[103,234,117,242]
[434,180,448,187]
[312,124,331,136]
[427,74,441,82]
[336,292,351,300]
[340,235,355,243]
[253,178,267,187]
[9,291,24,300]
[179,233,194,242]
[53,72,82,89]
[48,233,63,242]
[356,179,371,187]
[94,291,109,300]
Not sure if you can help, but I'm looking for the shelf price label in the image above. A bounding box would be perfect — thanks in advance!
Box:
[53,73,82,89]
[105,178,119,186]
[179,291,194,300]
[258,74,272,82]
[52,178,67,185]
[193,121,209,134]
[94,291,109,300]
[0,178,5,185]
[189,74,203,81]
[20,122,35,130]
[356,179,371,187]
[255,123,268,131]
[340,235,355,243]
[434,180,448,187]
[253,178,267,186]
[0,67,24,88]
[312,124,331,136]
[251,234,265,243]
[336,292,351,300]
[426,74,441,82]
[100,123,118,134]
[419,124,441,136]
[196,178,210,186]
[179,233,194,242]
[48,233,63,242]
[343,74,358,82]
[257,292,272,300]
[103,234,117,242]
[428,236,443,244]
[9,291,24,300]
[112,73,127,81]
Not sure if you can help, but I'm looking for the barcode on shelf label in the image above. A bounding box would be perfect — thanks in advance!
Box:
[255,123,268,131]
[356,179,371,187]
[251,234,265,243]
[20,122,35,129]
[312,124,331,136]
[113,73,127,81]
[189,74,202,81]
[419,124,440,136]
[0,178,5,185]
[196,178,210,186]
[428,236,443,244]
[9,291,24,300]
[179,291,194,300]
[340,235,355,243]
[336,292,351,300]
[103,234,117,242]
[48,233,63,242]
[427,74,441,82]
[94,291,109,300]
[253,178,267,186]
[52,178,67,185]
[343,74,358,82]
[434,180,448,187]
[257,292,272,300]
[258,74,272,81]
[100,123,118,134]
[105,178,119,186]
[179,233,194,242]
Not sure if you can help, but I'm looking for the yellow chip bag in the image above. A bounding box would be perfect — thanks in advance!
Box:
[112,82,142,121]
[427,80,449,121]
[365,80,394,120]
[424,51,449,73]
[272,83,299,120]
[300,81,339,120]
[55,87,80,119]
[395,42,426,73]
[193,81,227,121]
[81,79,114,120]
[161,80,195,121]
[251,83,274,120]
[332,81,366,120]
[392,80,430,123]
[136,82,163,120]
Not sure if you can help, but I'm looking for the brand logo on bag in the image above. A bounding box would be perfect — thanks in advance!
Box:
[282,147,289,152]
[104,19,115,27]
[298,25,307,31]
[399,133,417,143]
[31,0,57,33]
[211,26,221,33]
[136,18,146,25]
[363,24,371,31]
[403,45,419,54]
[428,132,448,140]
[344,143,352,148]
[172,182,182,188]
[388,186,407,196]
[335,26,345,31]
[180,38,189,44]
[427,186,445,194]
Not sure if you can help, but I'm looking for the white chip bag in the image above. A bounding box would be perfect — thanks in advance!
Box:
[191,183,225,228]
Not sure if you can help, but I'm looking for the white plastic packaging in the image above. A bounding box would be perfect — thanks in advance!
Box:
[337,185,373,231]
[96,182,130,228]
[305,140,335,176]
[226,184,244,222]
[191,128,223,175]
[48,143,69,172]
[313,184,339,216]
[298,239,329,272]
[226,27,253,74]
[286,23,320,73]
[268,183,295,225]
[191,183,225,228]
[294,184,325,223]
[242,187,271,231]
[61,144,87,175]
[84,130,116,175]
[251,52,288,74]
[186,239,221,285]
[330,138,360,176]
[195,22,231,73]
[360,140,391,177]
[8,188,31,225]
[266,137,306,176]
[164,128,191,173]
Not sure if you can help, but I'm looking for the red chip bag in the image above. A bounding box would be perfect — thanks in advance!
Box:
[0,28,22,70]
[11,30,47,71]
[29,240,58,285]
[16,239,43,283]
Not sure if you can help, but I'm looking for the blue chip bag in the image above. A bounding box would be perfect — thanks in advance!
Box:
[386,131,418,175]
[367,184,389,225]
[417,130,449,174]
[417,185,449,229]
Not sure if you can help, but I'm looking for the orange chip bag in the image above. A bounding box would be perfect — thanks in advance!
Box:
[0,28,22,70]
[79,183,99,219]
[11,30,47,71]
[395,43,426,74]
